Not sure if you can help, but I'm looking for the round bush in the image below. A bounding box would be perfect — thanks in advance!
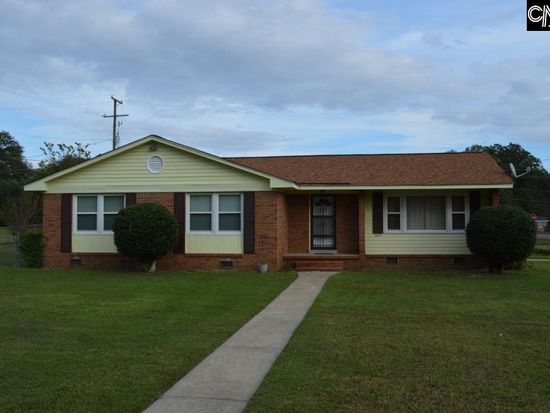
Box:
[466,205,536,272]
[19,231,44,268]
[113,203,178,271]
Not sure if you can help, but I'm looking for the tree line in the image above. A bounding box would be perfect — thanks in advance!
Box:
[0,130,91,235]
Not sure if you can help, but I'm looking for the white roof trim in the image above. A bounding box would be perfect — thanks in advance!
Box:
[24,135,296,191]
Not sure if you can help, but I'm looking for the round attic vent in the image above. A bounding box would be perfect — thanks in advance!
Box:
[147,155,164,173]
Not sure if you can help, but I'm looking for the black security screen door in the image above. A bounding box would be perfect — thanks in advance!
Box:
[311,196,336,250]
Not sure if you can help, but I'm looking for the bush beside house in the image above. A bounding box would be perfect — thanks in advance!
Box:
[19,231,44,268]
[466,205,536,273]
[113,203,178,272]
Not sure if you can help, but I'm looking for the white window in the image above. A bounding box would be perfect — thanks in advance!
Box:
[386,196,401,231]
[187,193,242,234]
[451,196,466,231]
[74,195,125,233]
[147,155,164,173]
[406,196,446,231]
[189,194,213,231]
[384,194,468,233]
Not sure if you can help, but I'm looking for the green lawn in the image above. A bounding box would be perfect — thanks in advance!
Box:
[532,237,550,258]
[0,268,295,412]
[0,227,14,267]
[247,262,550,413]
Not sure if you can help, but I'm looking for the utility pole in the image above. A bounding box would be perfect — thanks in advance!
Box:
[103,96,129,150]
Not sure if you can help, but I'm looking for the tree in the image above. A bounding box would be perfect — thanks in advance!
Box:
[113,203,178,272]
[0,131,31,184]
[0,192,41,237]
[31,142,91,181]
[464,142,550,217]
[0,131,32,210]
[466,205,536,273]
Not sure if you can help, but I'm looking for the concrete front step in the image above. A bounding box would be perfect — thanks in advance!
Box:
[295,260,344,272]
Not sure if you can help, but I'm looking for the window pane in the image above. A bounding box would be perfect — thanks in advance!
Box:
[190,195,211,212]
[77,214,97,231]
[219,213,241,231]
[219,195,241,212]
[103,214,117,231]
[452,196,465,212]
[452,213,466,230]
[406,197,424,230]
[387,197,400,213]
[77,196,97,213]
[104,196,124,213]
[407,196,446,230]
[388,214,401,230]
[190,213,212,231]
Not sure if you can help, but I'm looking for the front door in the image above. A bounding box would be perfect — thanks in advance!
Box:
[311,195,336,250]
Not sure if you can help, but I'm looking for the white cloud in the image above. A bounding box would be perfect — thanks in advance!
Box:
[0,0,548,160]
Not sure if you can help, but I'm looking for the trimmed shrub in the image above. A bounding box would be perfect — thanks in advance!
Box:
[466,205,536,272]
[19,231,44,268]
[113,203,178,272]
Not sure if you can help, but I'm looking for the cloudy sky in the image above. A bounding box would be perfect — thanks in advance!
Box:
[1,0,549,168]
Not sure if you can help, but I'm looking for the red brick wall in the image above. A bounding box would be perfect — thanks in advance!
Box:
[491,189,500,206]
[43,194,71,268]
[357,191,367,267]
[364,255,483,269]
[286,194,360,254]
[287,195,309,253]
[335,194,359,254]
[42,191,288,272]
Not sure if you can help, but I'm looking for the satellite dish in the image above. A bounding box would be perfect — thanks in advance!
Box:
[509,163,531,178]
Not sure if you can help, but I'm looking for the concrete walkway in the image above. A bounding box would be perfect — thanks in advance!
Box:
[143,272,336,413]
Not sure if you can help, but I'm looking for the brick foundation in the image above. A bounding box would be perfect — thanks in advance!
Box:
[364,255,483,269]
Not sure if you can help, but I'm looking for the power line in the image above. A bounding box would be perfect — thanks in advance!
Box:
[102,96,129,150]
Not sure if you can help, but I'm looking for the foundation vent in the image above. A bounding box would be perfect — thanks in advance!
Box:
[386,257,398,265]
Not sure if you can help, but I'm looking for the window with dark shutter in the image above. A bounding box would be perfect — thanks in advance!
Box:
[372,192,383,234]
[125,193,137,206]
[243,192,255,253]
[173,193,185,253]
[469,191,481,217]
[60,194,72,252]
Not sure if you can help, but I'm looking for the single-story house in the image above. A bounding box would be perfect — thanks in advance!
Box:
[25,135,513,271]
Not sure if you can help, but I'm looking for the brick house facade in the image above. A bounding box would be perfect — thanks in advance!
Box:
[29,135,512,272]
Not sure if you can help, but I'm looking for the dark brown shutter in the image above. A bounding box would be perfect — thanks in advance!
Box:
[125,193,137,206]
[372,192,383,234]
[60,194,72,252]
[469,191,481,216]
[243,192,255,253]
[173,193,186,253]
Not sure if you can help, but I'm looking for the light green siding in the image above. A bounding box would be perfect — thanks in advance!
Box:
[46,142,270,193]
[185,235,243,254]
[72,234,117,253]
[72,234,243,254]
[364,191,487,255]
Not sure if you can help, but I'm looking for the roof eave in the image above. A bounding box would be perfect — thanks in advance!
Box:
[293,183,513,190]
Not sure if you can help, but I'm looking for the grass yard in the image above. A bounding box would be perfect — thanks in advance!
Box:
[0,227,14,267]
[247,262,550,413]
[532,237,550,258]
[0,268,295,412]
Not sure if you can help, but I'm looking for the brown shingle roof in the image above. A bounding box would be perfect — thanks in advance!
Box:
[226,151,512,186]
